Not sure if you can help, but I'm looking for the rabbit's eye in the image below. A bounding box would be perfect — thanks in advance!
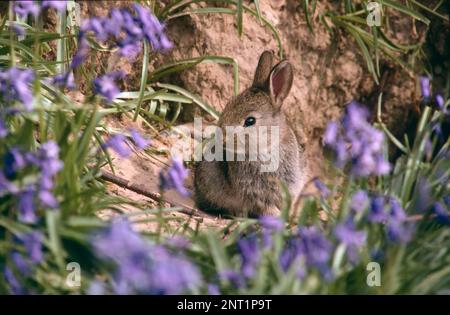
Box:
[244,116,256,127]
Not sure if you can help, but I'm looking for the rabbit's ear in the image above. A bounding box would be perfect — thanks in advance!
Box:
[269,60,293,106]
[252,50,274,89]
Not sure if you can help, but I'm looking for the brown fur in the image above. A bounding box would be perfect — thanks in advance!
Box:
[194,51,307,217]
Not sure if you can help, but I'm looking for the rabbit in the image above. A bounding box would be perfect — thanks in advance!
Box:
[194,50,307,217]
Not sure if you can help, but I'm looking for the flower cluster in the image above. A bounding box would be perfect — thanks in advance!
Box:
[80,4,172,60]
[1,141,63,223]
[4,231,44,294]
[324,102,390,177]
[13,0,67,19]
[0,67,35,111]
[334,216,367,263]
[350,191,415,244]
[90,219,201,294]
[159,158,190,197]
[93,71,125,103]
[54,4,172,99]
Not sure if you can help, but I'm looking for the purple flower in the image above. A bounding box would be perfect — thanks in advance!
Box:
[159,158,190,197]
[350,190,369,212]
[0,118,8,138]
[38,190,58,208]
[237,234,261,278]
[42,1,67,12]
[52,71,75,90]
[79,5,172,62]
[218,270,245,288]
[19,231,44,263]
[433,202,450,225]
[12,24,25,36]
[313,178,330,198]
[280,226,332,279]
[92,219,201,294]
[323,102,390,177]
[0,172,19,196]
[13,1,40,18]
[260,216,284,231]
[11,252,31,275]
[389,198,407,221]
[132,4,173,51]
[105,134,131,158]
[436,94,445,111]
[323,121,338,144]
[420,76,431,99]
[334,217,366,247]
[387,220,414,244]
[367,196,387,223]
[93,71,124,103]
[4,147,27,178]
[129,129,151,149]
[0,67,35,110]
[298,226,333,268]
[4,267,26,295]
[207,283,220,295]
[18,188,37,224]
[334,216,366,263]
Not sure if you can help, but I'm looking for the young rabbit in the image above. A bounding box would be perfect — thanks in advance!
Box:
[194,51,306,217]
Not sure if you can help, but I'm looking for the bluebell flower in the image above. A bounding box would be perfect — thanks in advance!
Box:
[323,102,390,177]
[367,196,387,223]
[420,76,431,99]
[159,158,190,197]
[93,71,124,103]
[78,5,172,63]
[433,202,450,225]
[350,190,369,212]
[218,270,245,288]
[298,226,333,268]
[207,283,220,295]
[92,219,201,294]
[260,216,284,231]
[313,178,330,198]
[4,147,27,178]
[323,121,338,144]
[334,216,366,263]
[334,217,366,247]
[105,134,131,158]
[0,118,8,138]
[18,187,37,224]
[19,231,44,263]
[11,252,31,275]
[87,281,106,295]
[0,67,35,110]
[435,94,445,111]
[0,172,19,196]
[387,220,414,244]
[52,71,75,90]
[368,197,415,244]
[12,23,26,37]
[129,128,151,149]
[13,1,40,18]
[4,267,26,295]
[42,1,68,12]
[237,234,261,278]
